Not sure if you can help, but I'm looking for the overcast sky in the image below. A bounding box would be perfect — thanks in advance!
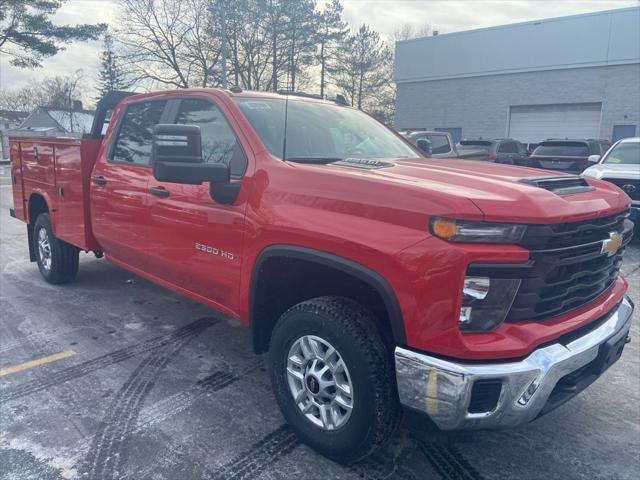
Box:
[0,0,637,102]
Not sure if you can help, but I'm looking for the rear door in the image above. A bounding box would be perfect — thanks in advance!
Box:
[145,96,250,315]
[91,99,169,270]
[9,141,25,219]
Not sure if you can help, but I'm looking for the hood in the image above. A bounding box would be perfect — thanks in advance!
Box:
[326,158,630,224]
[583,162,640,180]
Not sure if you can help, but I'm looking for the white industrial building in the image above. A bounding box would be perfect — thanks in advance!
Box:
[394,7,640,144]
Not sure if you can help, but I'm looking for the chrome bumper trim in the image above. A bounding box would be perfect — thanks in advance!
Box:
[394,296,634,430]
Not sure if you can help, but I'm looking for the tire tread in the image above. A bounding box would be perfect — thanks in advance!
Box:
[34,213,79,284]
[270,296,400,463]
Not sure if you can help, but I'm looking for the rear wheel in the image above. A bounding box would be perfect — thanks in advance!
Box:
[268,296,400,463]
[33,213,79,284]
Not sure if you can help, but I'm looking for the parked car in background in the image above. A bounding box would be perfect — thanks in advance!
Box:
[401,130,458,158]
[528,139,612,173]
[455,138,528,164]
[583,137,639,235]
[522,142,539,155]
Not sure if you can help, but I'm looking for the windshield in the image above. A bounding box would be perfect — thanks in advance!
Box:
[234,98,419,161]
[532,142,589,157]
[603,142,639,165]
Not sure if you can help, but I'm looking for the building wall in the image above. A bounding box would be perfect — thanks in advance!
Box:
[395,7,640,84]
[395,63,640,141]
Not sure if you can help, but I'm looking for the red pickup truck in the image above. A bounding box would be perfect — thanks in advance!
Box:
[8,89,635,463]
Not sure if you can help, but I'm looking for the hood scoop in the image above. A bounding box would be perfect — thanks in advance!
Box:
[519,175,595,195]
[333,158,395,170]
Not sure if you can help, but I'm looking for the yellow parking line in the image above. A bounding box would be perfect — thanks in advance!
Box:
[0,350,76,377]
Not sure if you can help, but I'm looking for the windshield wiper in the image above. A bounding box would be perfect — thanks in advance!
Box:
[285,157,342,164]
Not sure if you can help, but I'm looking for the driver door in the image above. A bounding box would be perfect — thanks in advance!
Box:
[145,97,250,315]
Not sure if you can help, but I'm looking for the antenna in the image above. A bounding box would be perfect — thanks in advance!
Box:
[282,89,290,160]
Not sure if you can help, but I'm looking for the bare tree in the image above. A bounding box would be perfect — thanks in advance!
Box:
[0,71,87,112]
[0,85,48,112]
[393,23,432,42]
[116,0,221,88]
[111,0,395,111]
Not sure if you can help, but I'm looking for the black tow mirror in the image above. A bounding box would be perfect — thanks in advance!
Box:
[416,138,432,157]
[152,124,229,185]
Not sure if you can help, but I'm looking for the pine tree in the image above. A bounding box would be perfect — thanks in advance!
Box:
[316,0,348,97]
[331,24,392,110]
[0,0,105,68]
[96,32,130,100]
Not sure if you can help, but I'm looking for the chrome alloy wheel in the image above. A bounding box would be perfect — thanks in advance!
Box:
[37,227,52,271]
[286,335,354,431]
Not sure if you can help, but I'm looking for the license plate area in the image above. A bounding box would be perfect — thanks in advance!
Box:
[594,328,630,375]
[540,160,573,169]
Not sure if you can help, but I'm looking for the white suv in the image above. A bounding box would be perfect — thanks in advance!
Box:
[583,137,639,234]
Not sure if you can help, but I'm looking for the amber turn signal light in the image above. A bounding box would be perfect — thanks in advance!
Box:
[431,218,458,239]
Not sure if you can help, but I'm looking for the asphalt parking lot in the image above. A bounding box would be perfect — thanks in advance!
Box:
[0,163,638,480]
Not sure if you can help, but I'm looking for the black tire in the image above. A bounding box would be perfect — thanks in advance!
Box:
[268,296,400,464]
[33,213,79,284]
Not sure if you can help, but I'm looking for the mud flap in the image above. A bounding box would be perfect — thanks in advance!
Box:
[27,223,36,262]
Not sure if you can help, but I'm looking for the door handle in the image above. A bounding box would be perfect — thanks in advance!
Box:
[149,186,170,198]
[91,175,107,186]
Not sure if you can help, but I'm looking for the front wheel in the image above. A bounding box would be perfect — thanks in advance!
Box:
[268,296,400,463]
[33,213,79,284]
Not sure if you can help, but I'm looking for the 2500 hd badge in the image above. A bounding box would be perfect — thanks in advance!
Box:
[195,242,235,261]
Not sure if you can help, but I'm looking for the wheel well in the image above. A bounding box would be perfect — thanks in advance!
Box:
[28,194,49,224]
[27,194,49,262]
[250,247,405,354]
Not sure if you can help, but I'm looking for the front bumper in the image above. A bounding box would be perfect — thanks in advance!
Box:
[395,296,634,430]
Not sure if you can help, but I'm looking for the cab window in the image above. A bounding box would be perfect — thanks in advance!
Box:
[176,98,247,177]
[112,100,167,165]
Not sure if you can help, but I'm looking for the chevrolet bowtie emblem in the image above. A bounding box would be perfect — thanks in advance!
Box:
[601,232,623,256]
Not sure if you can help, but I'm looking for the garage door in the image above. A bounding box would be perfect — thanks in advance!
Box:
[508,103,602,143]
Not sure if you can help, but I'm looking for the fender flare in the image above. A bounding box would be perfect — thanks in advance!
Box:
[249,245,407,347]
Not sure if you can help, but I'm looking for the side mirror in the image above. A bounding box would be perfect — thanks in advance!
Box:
[416,138,432,157]
[587,154,601,164]
[152,124,229,185]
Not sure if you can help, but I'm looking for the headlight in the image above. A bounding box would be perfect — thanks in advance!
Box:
[430,217,526,243]
[459,276,521,331]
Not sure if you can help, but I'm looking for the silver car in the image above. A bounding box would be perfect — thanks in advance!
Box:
[401,131,459,158]
[583,137,639,234]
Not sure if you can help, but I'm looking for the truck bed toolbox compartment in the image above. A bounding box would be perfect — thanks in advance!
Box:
[9,137,101,251]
